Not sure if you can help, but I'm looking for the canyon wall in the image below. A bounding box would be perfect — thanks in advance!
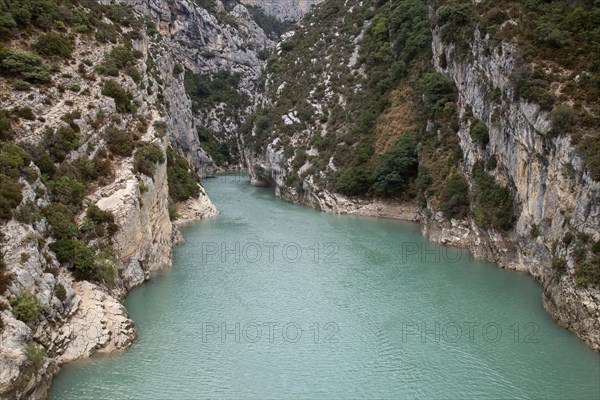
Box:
[0,0,269,397]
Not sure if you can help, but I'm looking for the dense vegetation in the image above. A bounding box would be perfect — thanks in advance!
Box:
[184,69,249,113]
[433,0,600,180]
[167,147,200,202]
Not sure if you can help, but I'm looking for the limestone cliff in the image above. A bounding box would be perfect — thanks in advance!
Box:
[0,0,270,397]
[240,0,322,20]
[243,0,600,349]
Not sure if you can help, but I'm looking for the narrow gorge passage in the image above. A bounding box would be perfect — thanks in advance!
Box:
[50,173,600,399]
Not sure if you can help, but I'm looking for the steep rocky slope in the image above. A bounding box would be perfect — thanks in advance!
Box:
[243,0,600,349]
[0,0,269,397]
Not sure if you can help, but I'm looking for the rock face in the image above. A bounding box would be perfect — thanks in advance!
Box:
[427,27,600,349]
[0,0,271,397]
[245,2,600,349]
[240,0,322,20]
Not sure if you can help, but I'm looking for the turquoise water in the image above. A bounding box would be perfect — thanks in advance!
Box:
[50,172,600,399]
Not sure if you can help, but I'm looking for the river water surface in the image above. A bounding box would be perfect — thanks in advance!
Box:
[50,172,600,399]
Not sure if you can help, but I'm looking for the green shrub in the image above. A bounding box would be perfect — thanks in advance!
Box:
[33,33,73,59]
[80,204,118,239]
[44,125,80,162]
[335,166,373,196]
[95,22,118,44]
[470,120,489,145]
[0,109,12,140]
[134,142,164,177]
[440,172,470,219]
[24,344,45,366]
[419,72,456,119]
[577,135,600,181]
[549,106,579,137]
[0,173,23,220]
[49,239,95,272]
[552,257,567,277]
[10,290,44,322]
[471,161,515,231]
[372,132,419,196]
[102,80,135,113]
[106,127,134,156]
[166,147,200,202]
[575,259,600,288]
[47,176,85,206]
[0,141,32,179]
[13,80,31,91]
[184,69,249,112]
[97,45,142,76]
[173,63,183,75]
[530,224,541,238]
[45,203,77,239]
[0,47,51,83]
[519,76,555,111]
[54,283,67,302]
[436,0,473,44]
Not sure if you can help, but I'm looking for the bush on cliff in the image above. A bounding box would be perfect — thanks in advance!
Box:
[166,147,200,202]
[440,172,470,219]
[0,47,51,83]
[102,80,135,113]
[33,33,73,59]
[11,290,44,322]
[372,132,419,196]
[134,142,164,178]
[471,162,514,231]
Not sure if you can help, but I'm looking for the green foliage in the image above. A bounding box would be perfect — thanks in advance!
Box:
[49,240,118,283]
[0,174,23,220]
[102,80,135,113]
[420,72,456,119]
[470,120,490,146]
[549,106,579,137]
[13,80,31,91]
[530,224,540,238]
[173,63,183,76]
[0,142,31,220]
[80,204,118,240]
[134,142,164,177]
[10,290,44,322]
[43,125,80,163]
[335,166,373,196]
[184,70,249,112]
[166,147,200,202]
[0,47,51,83]
[197,126,234,166]
[518,71,555,111]
[471,162,514,231]
[54,283,66,302]
[33,33,73,59]
[372,132,419,196]
[47,176,85,206]
[439,172,470,219]
[552,257,567,277]
[575,259,600,288]
[0,109,12,140]
[44,203,77,239]
[96,45,142,76]
[577,135,600,181]
[435,0,473,44]
[24,344,45,366]
[106,127,134,157]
